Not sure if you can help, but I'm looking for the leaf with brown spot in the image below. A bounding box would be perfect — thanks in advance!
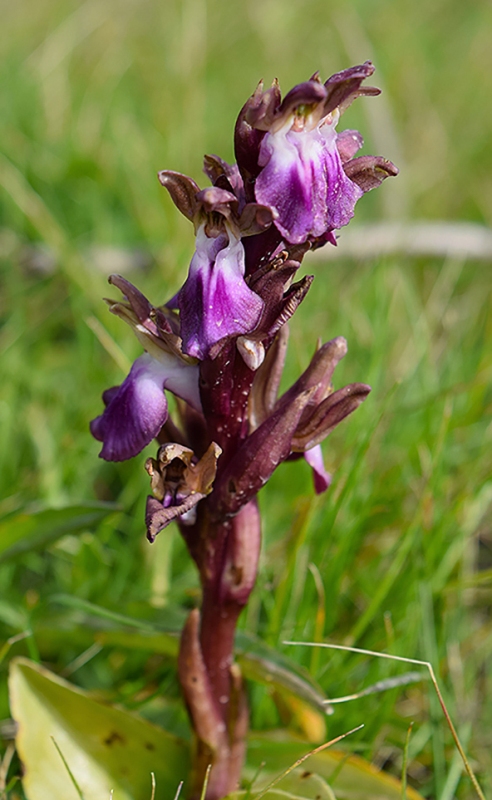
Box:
[9,658,189,800]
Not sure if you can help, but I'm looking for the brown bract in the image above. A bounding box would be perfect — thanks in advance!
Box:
[105,274,188,361]
[145,442,222,541]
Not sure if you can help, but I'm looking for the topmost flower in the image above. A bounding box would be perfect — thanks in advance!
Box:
[236,61,398,245]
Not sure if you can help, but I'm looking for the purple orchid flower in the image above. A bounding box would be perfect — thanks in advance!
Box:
[157,176,274,360]
[239,62,398,247]
[90,352,201,462]
[178,224,264,359]
[255,106,363,244]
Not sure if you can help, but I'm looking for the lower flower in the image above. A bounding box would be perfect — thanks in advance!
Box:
[90,352,201,461]
[145,442,222,540]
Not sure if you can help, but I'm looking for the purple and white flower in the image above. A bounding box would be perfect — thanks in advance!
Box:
[178,224,264,359]
[240,62,397,247]
[255,107,363,244]
[91,352,201,462]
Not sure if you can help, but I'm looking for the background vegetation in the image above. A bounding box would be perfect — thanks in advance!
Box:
[1,0,491,797]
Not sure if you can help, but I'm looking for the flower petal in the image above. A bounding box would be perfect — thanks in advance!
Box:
[292,382,371,451]
[90,353,199,462]
[255,121,363,244]
[91,355,168,461]
[178,226,264,359]
[336,129,364,163]
[304,444,332,494]
[146,494,206,541]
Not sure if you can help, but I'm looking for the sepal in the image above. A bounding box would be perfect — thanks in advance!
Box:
[203,155,245,206]
[105,274,187,361]
[323,61,380,115]
[242,79,282,132]
[277,337,348,411]
[234,80,279,198]
[343,155,399,192]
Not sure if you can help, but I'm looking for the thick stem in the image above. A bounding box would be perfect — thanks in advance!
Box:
[178,500,261,799]
[199,594,241,714]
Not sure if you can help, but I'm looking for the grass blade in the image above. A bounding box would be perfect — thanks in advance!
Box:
[253,725,364,800]
[51,737,85,800]
[284,641,485,800]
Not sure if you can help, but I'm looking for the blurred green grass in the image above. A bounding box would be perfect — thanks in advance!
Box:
[1,0,491,797]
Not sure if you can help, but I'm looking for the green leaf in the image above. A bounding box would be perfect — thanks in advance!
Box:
[244,733,425,800]
[34,600,330,715]
[9,657,190,800]
[0,503,119,564]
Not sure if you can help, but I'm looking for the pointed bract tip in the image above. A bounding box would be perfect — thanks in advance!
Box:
[157,170,200,221]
